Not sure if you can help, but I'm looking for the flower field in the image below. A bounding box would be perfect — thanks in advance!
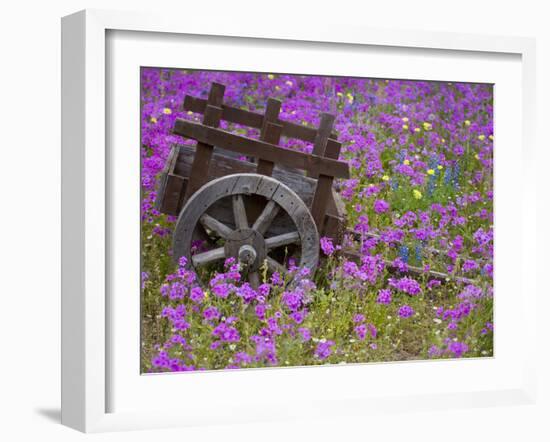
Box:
[140,68,494,373]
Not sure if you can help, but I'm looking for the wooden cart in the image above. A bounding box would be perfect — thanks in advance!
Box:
[155,82,350,286]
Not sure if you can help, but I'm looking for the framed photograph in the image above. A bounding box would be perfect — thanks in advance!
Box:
[61,9,537,433]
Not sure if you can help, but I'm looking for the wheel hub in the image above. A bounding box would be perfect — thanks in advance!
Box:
[224,228,266,271]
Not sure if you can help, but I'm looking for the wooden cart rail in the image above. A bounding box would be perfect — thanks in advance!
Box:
[172,119,349,179]
[183,94,339,144]
[161,81,349,237]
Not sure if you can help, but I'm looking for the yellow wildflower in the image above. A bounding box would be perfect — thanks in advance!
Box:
[489,134,494,140]
[478,134,486,141]
[413,189,422,200]
[187,110,193,115]
[336,91,343,97]
[402,117,409,122]
[437,165,443,170]
[464,120,471,127]
[285,80,293,87]
[441,138,445,143]
[267,74,275,80]
[414,127,420,133]
[346,93,354,104]
[423,122,432,131]
[475,154,480,160]
[150,117,157,124]
[382,175,390,181]
[427,169,435,175]
[275,85,281,91]
[402,124,409,130]
[403,159,410,165]
[163,108,172,115]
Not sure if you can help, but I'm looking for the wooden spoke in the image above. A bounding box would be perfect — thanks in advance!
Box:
[265,231,300,250]
[232,194,248,229]
[248,271,260,288]
[199,213,233,239]
[191,247,226,267]
[252,200,280,235]
[266,256,286,275]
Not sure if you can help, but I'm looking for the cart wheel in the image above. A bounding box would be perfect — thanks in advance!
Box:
[173,173,319,287]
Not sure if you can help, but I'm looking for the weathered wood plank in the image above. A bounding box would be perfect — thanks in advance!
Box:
[232,194,249,229]
[265,231,300,249]
[183,94,338,142]
[184,82,226,200]
[257,98,282,176]
[173,119,349,179]
[252,200,280,235]
[310,114,338,228]
[154,144,179,213]
[199,214,234,239]
[192,247,226,267]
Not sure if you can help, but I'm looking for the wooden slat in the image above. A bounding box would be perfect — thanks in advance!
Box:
[257,123,282,176]
[310,114,338,228]
[323,213,345,243]
[183,94,338,142]
[257,99,282,176]
[163,174,187,215]
[173,119,349,179]
[184,83,225,200]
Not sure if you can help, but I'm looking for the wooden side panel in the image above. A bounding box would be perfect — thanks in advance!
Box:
[155,144,188,215]
[257,98,282,176]
[184,82,225,200]
[173,119,349,179]
[310,113,337,229]
[174,145,316,204]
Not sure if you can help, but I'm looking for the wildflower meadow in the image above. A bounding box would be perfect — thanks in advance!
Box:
[141,68,494,373]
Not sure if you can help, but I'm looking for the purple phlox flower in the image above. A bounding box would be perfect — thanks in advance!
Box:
[392,257,409,272]
[290,309,307,324]
[398,304,415,318]
[368,323,377,338]
[355,324,367,340]
[428,345,442,358]
[388,276,422,296]
[373,199,390,214]
[233,352,253,366]
[448,341,469,358]
[255,304,267,321]
[357,254,385,284]
[457,285,483,300]
[377,288,392,304]
[203,306,220,321]
[353,313,365,323]
[354,214,369,234]
[258,283,271,297]
[462,259,479,273]
[235,283,258,303]
[212,322,240,343]
[189,286,205,303]
[298,327,311,341]
[282,289,303,312]
[212,282,232,299]
[314,340,335,360]
[342,260,359,278]
[320,236,336,256]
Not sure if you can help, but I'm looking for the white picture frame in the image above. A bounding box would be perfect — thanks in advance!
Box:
[61,9,537,433]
